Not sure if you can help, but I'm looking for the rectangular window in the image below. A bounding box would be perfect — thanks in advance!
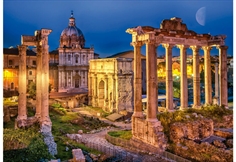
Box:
[29,71,32,75]
[9,60,13,65]
[68,55,71,61]
[32,60,36,65]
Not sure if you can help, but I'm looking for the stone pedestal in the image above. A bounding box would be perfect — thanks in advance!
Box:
[132,116,167,154]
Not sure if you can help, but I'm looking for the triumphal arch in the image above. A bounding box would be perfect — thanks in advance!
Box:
[16,29,52,128]
[126,17,228,153]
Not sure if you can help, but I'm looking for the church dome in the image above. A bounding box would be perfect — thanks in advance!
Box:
[60,11,85,48]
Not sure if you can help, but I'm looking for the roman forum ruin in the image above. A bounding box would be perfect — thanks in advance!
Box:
[126,17,228,151]
[16,29,52,128]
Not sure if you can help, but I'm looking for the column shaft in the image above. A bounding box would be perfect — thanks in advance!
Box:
[163,44,173,111]
[218,46,228,107]
[191,46,201,108]
[146,41,157,121]
[35,45,42,118]
[132,42,143,117]
[178,45,188,109]
[17,45,27,120]
[203,46,212,104]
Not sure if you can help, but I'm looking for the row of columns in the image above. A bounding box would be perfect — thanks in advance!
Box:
[59,53,92,65]
[132,41,228,119]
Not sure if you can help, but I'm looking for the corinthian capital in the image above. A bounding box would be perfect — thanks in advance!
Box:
[131,41,143,47]
[162,43,174,49]
[176,44,188,50]
[216,45,228,50]
[190,45,200,53]
[202,46,212,51]
[18,45,27,53]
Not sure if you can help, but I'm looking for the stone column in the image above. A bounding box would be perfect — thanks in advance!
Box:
[17,45,27,121]
[213,63,219,105]
[202,46,212,105]
[177,45,188,110]
[35,45,42,119]
[132,41,144,117]
[94,74,98,107]
[146,40,158,121]
[105,75,109,102]
[191,46,201,108]
[218,45,228,107]
[163,43,173,111]
[40,29,52,124]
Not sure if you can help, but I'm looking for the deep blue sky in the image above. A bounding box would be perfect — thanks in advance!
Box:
[3,0,233,58]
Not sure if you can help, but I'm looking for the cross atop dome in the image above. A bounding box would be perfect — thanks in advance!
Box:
[71,10,74,18]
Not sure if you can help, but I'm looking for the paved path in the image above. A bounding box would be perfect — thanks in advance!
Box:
[70,128,171,162]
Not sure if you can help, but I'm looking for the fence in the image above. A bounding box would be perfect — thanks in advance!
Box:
[105,134,192,162]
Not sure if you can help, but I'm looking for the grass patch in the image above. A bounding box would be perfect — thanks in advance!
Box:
[108,130,132,140]
[85,106,111,118]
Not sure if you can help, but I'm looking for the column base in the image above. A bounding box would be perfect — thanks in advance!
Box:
[167,109,176,112]
[192,105,201,109]
[180,106,188,110]
[132,112,144,118]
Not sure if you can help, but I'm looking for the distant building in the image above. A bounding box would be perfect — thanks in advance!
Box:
[58,12,98,93]
[88,58,134,113]
[107,50,147,93]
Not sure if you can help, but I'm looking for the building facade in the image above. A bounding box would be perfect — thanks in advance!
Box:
[88,58,134,113]
[58,12,97,92]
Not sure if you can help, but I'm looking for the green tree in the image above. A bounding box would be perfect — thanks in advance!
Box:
[28,82,36,98]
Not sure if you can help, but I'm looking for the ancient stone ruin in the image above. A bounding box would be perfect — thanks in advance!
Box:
[16,29,57,156]
[126,17,228,153]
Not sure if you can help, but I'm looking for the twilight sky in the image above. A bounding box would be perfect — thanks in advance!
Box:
[3,0,233,58]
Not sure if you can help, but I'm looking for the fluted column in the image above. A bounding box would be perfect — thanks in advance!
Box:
[105,75,109,102]
[17,45,27,121]
[191,46,201,108]
[177,45,188,110]
[35,45,42,118]
[202,46,212,105]
[132,41,144,117]
[146,40,158,121]
[218,45,228,107]
[94,74,98,107]
[163,43,174,111]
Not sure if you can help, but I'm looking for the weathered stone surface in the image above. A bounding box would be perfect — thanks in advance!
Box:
[226,139,233,148]
[170,118,214,142]
[214,128,233,138]
[3,106,10,122]
[131,117,167,153]
[78,130,83,134]
[72,149,85,162]
[41,124,57,156]
[213,140,226,148]
[214,115,233,128]
[173,139,233,162]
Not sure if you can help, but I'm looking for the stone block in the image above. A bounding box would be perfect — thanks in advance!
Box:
[72,149,85,162]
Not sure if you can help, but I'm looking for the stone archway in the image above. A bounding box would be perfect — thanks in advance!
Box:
[98,80,105,107]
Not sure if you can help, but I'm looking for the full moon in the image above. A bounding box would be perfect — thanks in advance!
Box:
[196,7,206,26]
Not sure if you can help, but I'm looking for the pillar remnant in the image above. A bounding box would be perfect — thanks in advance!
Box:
[202,46,212,105]
[191,46,201,108]
[213,63,219,105]
[163,43,173,111]
[218,45,228,107]
[132,41,144,118]
[17,45,27,123]
[177,45,188,110]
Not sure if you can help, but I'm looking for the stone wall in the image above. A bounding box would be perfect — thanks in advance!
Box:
[173,139,233,162]
[170,118,214,143]
[132,117,167,154]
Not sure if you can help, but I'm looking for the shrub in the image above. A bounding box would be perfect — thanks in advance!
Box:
[3,127,52,162]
